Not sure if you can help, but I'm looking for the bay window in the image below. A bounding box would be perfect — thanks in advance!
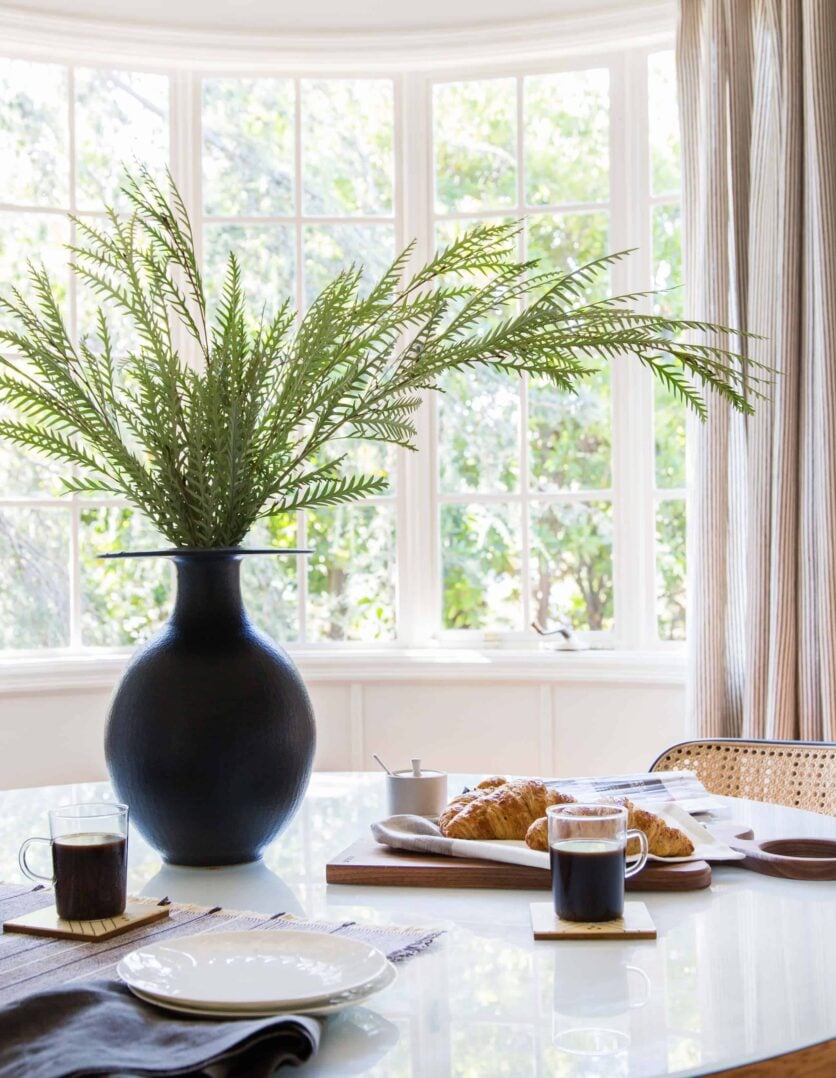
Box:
[0,45,684,653]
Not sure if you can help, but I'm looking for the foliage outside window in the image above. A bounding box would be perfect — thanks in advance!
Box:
[0,49,686,653]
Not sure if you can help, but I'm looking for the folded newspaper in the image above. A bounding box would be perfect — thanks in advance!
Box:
[448,770,721,815]
[538,770,719,814]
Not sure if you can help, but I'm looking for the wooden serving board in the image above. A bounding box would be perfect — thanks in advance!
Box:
[326,838,712,891]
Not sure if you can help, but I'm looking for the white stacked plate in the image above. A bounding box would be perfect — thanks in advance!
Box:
[117,930,397,1017]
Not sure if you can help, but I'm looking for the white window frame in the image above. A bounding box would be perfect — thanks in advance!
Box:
[0,33,683,661]
[396,49,675,652]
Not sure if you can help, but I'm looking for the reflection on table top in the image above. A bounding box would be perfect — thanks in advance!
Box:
[1,773,835,1077]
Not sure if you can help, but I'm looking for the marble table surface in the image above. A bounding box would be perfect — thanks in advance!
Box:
[1,772,835,1076]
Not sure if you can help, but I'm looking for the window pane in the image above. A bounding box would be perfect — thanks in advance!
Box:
[0,212,70,330]
[441,503,522,630]
[202,78,294,217]
[530,501,613,632]
[652,202,682,318]
[525,69,609,206]
[241,516,300,644]
[653,203,685,488]
[0,432,65,498]
[656,498,686,641]
[527,211,610,299]
[307,504,396,641]
[434,218,521,495]
[204,223,295,318]
[0,213,72,495]
[80,507,172,646]
[656,384,686,489]
[649,51,680,196]
[0,507,69,648]
[529,371,611,492]
[0,442,65,497]
[76,283,141,357]
[434,79,517,214]
[0,59,69,207]
[434,215,519,313]
[439,368,520,495]
[75,69,169,212]
[302,80,394,216]
[303,224,395,306]
[319,438,397,493]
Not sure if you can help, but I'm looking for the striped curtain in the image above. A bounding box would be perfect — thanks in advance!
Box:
[678,0,836,741]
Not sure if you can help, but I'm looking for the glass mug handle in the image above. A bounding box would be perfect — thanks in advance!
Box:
[624,829,649,879]
[18,837,54,884]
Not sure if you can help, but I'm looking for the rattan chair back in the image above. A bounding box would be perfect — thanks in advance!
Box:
[650,739,836,816]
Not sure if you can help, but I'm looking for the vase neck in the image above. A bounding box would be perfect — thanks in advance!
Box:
[171,554,246,632]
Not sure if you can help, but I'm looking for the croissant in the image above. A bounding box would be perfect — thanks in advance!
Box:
[525,816,549,852]
[442,779,553,840]
[438,778,508,831]
[475,776,509,791]
[602,796,694,857]
[547,789,578,808]
[528,803,693,858]
[524,790,590,852]
[525,799,694,858]
[440,781,577,839]
[438,791,480,833]
[626,803,694,858]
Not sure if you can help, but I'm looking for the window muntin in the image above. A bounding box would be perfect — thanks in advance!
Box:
[0,59,69,207]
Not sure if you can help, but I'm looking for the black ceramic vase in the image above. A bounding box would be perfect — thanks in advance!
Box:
[104,549,316,866]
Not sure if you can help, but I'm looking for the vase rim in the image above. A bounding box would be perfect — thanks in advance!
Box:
[98,547,312,560]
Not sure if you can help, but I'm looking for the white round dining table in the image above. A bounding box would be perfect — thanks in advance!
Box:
[1,772,834,1077]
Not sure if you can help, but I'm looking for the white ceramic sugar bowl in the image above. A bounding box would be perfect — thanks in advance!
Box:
[384,759,448,818]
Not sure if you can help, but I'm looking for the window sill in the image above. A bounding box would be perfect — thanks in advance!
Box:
[0,646,686,694]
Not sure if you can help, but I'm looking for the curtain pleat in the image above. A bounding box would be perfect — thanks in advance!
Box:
[680,0,836,741]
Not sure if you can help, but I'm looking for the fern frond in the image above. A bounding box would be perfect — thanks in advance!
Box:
[266,472,390,515]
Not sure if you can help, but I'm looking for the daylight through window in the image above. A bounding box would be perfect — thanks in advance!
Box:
[0,48,685,652]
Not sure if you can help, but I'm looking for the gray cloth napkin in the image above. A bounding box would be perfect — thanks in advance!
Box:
[0,979,320,1078]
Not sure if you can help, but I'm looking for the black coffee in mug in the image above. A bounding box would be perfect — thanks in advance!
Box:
[551,838,625,922]
[19,802,130,919]
[52,833,128,921]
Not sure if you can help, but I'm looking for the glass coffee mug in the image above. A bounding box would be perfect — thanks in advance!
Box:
[19,802,129,921]
[547,803,648,922]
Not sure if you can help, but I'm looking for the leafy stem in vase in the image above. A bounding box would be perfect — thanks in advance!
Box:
[0,165,768,549]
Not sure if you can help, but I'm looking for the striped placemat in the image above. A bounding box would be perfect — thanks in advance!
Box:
[0,881,443,1008]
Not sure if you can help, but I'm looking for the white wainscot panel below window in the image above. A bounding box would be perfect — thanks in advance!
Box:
[360,683,545,775]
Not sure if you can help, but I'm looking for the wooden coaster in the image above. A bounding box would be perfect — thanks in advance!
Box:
[530,901,656,940]
[3,901,169,942]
